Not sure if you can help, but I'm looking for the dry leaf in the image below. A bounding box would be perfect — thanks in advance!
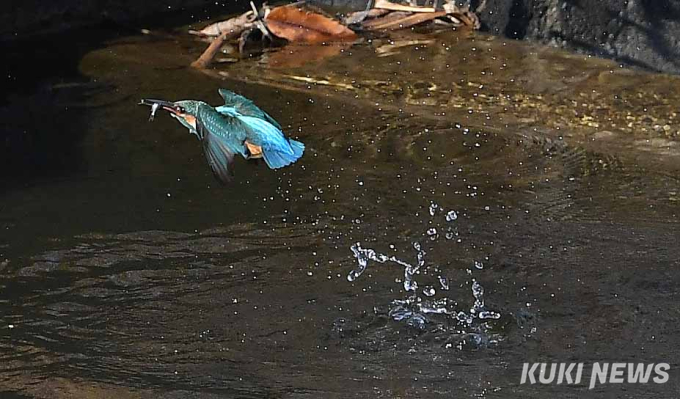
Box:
[265,6,357,43]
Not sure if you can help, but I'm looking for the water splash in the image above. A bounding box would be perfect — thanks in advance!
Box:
[348,242,412,285]
[347,202,502,346]
[472,280,501,320]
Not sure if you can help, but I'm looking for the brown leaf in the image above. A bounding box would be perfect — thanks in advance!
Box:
[265,6,357,43]
[362,10,447,31]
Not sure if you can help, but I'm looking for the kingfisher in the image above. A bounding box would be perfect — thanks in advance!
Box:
[140,89,304,183]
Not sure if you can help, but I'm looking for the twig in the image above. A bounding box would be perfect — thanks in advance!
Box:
[374,0,437,13]
[363,10,447,30]
[343,8,390,25]
[189,11,254,37]
[191,28,248,68]
[250,1,274,40]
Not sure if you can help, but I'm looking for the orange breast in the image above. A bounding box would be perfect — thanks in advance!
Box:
[182,115,197,129]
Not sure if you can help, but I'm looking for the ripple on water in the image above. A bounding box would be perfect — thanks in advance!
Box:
[0,221,323,393]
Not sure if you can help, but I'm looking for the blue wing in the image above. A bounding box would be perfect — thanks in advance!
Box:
[198,119,235,184]
[195,105,251,183]
[217,88,282,130]
[213,90,304,169]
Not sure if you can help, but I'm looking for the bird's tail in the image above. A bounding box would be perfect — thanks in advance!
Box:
[289,139,305,159]
[237,115,305,169]
[262,139,305,169]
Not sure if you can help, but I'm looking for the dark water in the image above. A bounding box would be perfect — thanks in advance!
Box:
[1,18,680,398]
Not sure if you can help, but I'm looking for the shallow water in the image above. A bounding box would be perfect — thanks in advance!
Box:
[1,16,680,398]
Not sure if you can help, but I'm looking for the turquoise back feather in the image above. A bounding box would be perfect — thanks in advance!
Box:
[218,89,282,129]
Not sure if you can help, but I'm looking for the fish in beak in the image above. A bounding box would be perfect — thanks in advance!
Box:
[139,99,182,121]
[139,99,197,132]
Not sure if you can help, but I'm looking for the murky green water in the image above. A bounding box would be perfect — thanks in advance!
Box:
[1,18,679,398]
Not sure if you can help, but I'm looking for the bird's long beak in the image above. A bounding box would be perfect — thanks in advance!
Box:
[139,99,182,115]
[140,98,187,122]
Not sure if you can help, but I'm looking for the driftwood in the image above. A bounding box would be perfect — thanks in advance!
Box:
[345,0,480,32]
[448,10,481,29]
[373,0,437,13]
[191,3,358,67]
[191,29,248,68]
[342,8,391,25]
[191,3,276,68]
[362,10,447,31]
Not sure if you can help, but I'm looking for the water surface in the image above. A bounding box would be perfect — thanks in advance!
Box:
[1,19,679,398]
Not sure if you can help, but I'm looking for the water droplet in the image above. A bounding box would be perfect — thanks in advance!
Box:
[479,311,501,320]
[347,242,370,281]
[438,275,449,290]
[472,280,484,299]
[446,210,458,222]
[471,280,485,312]
[404,272,418,292]
[423,286,436,297]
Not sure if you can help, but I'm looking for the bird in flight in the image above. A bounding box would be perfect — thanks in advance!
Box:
[140,88,304,183]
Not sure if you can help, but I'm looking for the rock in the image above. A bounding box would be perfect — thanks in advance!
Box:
[475,0,680,75]
[317,0,680,75]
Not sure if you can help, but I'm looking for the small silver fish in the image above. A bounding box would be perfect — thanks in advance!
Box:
[149,102,160,121]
